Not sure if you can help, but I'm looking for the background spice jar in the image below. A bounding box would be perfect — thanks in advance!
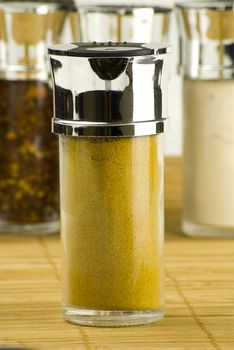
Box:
[0,80,59,226]
[0,1,65,234]
[176,1,234,237]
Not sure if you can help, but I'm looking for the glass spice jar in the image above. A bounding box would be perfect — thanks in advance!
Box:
[176,1,234,237]
[0,1,65,234]
[49,42,171,326]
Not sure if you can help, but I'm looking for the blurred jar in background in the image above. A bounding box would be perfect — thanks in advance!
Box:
[59,0,82,43]
[0,1,66,235]
[71,3,172,42]
[177,1,234,237]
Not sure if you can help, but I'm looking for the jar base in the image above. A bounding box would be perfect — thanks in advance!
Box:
[182,220,234,238]
[0,220,60,236]
[63,306,164,327]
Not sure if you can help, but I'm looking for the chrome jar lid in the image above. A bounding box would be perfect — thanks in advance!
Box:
[0,1,65,80]
[75,4,172,44]
[48,42,171,137]
[77,4,172,14]
[176,1,234,80]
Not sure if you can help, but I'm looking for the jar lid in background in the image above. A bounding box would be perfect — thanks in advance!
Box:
[176,0,234,80]
[76,4,172,14]
[0,0,66,79]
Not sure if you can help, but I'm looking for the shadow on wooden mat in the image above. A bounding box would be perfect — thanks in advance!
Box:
[165,209,184,241]
[164,157,184,241]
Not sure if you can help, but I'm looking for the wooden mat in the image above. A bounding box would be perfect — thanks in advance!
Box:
[0,157,233,350]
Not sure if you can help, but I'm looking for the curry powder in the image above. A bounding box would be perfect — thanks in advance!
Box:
[60,134,164,310]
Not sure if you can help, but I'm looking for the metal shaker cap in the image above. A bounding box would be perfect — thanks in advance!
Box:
[48,42,171,137]
[176,1,234,80]
[76,4,172,43]
[0,1,65,80]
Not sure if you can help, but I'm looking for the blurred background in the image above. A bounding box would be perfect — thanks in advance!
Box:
[1,0,232,234]
[0,0,198,158]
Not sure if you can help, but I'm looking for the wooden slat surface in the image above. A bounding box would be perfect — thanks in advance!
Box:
[0,157,234,350]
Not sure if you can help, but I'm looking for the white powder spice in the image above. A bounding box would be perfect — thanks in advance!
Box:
[183,78,234,232]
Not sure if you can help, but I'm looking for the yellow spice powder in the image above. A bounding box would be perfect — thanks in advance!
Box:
[60,134,164,311]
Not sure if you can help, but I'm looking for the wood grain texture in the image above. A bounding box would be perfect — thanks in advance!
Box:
[0,157,234,350]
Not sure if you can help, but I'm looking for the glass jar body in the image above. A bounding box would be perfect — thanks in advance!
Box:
[0,79,59,235]
[60,134,164,326]
[182,78,234,237]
